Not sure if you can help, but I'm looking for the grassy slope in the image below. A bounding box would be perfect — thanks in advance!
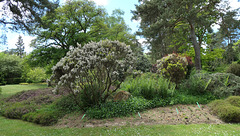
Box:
[0,84,240,136]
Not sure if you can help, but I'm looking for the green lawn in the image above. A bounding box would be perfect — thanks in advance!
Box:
[0,84,240,136]
[0,116,239,136]
[0,84,48,99]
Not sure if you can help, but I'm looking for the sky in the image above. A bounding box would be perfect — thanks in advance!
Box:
[0,0,240,53]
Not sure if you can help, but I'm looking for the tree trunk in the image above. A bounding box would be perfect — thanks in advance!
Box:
[189,21,202,70]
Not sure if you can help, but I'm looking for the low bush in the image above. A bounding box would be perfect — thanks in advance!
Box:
[226,63,240,77]
[22,105,63,126]
[120,73,175,100]
[3,102,36,119]
[180,73,240,97]
[156,53,193,84]
[209,97,240,123]
[54,94,80,113]
[225,96,240,107]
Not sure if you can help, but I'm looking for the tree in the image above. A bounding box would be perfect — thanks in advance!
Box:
[15,35,25,58]
[132,0,221,70]
[218,9,240,63]
[30,0,138,73]
[0,52,23,84]
[31,0,105,50]
[0,0,58,32]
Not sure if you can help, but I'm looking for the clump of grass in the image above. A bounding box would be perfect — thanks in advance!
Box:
[120,73,175,100]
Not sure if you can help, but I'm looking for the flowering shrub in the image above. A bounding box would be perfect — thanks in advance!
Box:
[156,53,192,84]
[49,40,135,107]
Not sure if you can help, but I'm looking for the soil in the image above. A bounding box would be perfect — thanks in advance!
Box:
[55,104,224,128]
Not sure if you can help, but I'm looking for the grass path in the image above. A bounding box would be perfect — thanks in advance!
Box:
[0,116,240,136]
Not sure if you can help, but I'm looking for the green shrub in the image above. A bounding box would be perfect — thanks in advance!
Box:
[156,53,192,84]
[0,52,23,84]
[3,102,36,119]
[120,73,175,100]
[22,105,63,126]
[209,98,240,123]
[136,55,152,72]
[0,87,2,95]
[26,67,47,83]
[180,73,240,97]
[226,63,240,77]
[225,96,240,107]
[54,94,80,113]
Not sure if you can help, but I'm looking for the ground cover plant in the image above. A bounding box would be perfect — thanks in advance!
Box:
[208,96,240,123]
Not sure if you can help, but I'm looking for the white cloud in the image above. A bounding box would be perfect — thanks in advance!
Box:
[90,0,108,6]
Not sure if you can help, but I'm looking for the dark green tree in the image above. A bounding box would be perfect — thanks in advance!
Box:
[132,0,221,70]
[15,35,25,58]
[218,9,240,63]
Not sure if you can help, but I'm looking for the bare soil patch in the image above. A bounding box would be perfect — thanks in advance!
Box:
[56,104,224,128]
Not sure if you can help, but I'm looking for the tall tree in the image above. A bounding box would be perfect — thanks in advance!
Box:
[132,0,220,70]
[31,0,105,50]
[218,9,240,63]
[15,35,25,58]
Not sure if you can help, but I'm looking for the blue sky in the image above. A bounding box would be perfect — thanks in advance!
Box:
[1,0,240,53]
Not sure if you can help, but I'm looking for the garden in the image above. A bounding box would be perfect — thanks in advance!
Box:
[0,0,240,135]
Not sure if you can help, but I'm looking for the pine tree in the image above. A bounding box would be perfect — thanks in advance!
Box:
[15,35,25,58]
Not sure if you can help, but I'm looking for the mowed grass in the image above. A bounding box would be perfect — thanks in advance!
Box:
[0,116,240,136]
[0,83,48,99]
[0,84,240,136]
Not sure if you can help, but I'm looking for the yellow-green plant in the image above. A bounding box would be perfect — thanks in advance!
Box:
[156,53,191,84]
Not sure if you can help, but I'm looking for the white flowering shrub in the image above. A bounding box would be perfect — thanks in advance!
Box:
[49,40,135,107]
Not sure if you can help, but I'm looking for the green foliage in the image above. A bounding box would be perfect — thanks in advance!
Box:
[22,105,63,126]
[156,53,190,84]
[26,67,47,83]
[15,35,25,58]
[136,55,152,72]
[86,97,151,119]
[169,92,217,105]
[120,73,175,100]
[225,96,240,107]
[0,87,2,95]
[0,52,23,84]
[180,72,240,97]
[54,94,80,113]
[208,96,240,123]
[2,102,36,119]
[226,63,240,77]
[184,48,225,72]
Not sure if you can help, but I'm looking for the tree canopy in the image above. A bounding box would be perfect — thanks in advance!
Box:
[132,0,221,70]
